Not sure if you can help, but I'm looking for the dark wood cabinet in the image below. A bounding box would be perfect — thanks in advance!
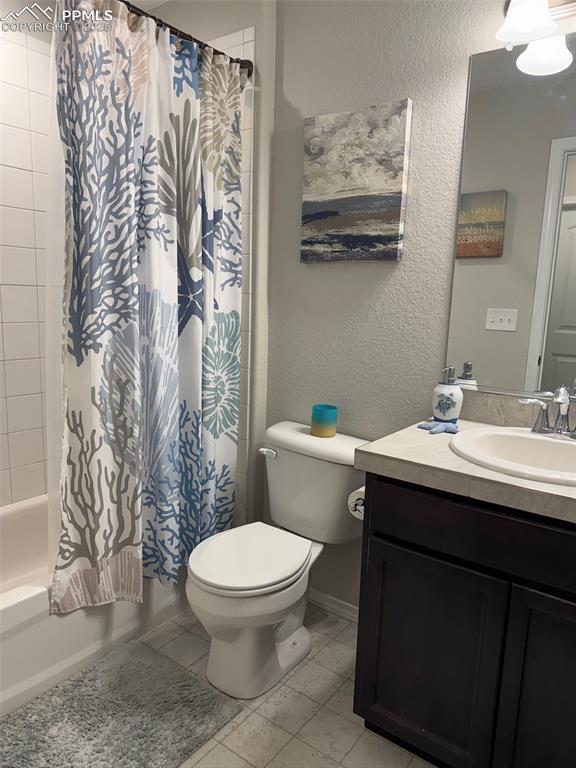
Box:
[493,587,576,768]
[356,539,508,768]
[355,475,576,768]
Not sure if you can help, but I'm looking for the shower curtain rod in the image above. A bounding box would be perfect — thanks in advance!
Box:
[117,0,254,78]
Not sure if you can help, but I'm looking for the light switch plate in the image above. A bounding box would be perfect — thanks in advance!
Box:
[485,308,518,332]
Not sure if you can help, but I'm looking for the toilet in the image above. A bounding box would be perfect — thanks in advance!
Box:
[186,421,366,699]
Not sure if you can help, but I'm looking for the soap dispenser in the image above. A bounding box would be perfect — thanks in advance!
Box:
[433,366,463,423]
[456,361,478,391]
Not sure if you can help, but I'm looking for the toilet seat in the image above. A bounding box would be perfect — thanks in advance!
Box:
[188,522,313,597]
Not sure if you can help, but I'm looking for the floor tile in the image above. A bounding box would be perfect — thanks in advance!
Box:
[160,631,209,667]
[325,680,363,726]
[188,653,209,678]
[222,712,291,768]
[239,681,282,710]
[305,604,319,622]
[334,622,358,650]
[179,738,218,767]
[341,730,412,768]
[409,758,435,767]
[284,657,308,682]
[286,661,344,703]
[298,707,363,762]
[314,639,356,678]
[257,684,320,734]
[194,743,253,767]
[214,707,252,742]
[306,609,350,638]
[189,622,211,642]
[140,619,184,650]
[309,629,331,657]
[268,737,337,767]
[173,612,200,630]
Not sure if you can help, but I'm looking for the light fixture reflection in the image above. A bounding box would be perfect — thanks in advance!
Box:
[516,34,573,76]
[496,0,557,49]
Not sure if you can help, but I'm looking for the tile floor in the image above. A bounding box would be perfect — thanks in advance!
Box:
[140,605,433,768]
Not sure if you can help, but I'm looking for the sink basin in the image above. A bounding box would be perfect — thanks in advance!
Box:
[450,427,576,486]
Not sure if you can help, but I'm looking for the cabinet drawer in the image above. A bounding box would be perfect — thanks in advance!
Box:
[367,475,576,597]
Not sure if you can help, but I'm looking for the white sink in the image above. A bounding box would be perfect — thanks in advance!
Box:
[450,427,576,486]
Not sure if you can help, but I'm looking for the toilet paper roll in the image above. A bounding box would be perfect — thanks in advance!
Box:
[348,486,365,521]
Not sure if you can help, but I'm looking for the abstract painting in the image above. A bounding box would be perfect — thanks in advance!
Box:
[456,190,508,258]
[300,99,413,263]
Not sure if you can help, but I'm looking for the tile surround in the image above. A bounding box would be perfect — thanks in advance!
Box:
[142,606,433,768]
[0,32,50,504]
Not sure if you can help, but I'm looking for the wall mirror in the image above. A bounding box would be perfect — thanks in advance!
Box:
[446,31,576,394]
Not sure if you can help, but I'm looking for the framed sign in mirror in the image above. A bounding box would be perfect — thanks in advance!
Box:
[446,34,576,394]
[549,0,576,18]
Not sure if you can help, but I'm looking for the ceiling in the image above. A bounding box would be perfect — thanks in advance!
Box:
[137,0,171,9]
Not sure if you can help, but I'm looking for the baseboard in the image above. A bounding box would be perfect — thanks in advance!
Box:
[308,588,359,623]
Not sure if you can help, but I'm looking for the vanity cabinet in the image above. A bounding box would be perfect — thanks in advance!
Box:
[354,475,576,768]
[493,587,576,768]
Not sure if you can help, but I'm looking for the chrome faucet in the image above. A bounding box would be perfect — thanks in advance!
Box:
[518,397,551,434]
[552,385,571,434]
[519,381,576,438]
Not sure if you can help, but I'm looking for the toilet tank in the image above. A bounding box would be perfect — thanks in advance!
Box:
[262,421,367,544]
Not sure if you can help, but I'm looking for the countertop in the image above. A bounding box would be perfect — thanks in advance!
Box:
[354,420,576,525]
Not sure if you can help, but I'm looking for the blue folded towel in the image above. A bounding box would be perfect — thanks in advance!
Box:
[418,421,460,435]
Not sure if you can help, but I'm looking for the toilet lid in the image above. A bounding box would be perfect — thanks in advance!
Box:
[188,522,313,592]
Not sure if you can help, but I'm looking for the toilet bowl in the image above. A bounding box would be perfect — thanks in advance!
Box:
[186,523,323,698]
[186,421,366,699]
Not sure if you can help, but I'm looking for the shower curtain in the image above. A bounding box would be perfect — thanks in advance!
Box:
[50,0,244,614]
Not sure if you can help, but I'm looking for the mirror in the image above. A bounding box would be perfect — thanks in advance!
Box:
[446,33,576,394]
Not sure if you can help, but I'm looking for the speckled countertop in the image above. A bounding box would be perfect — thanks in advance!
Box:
[354,420,576,525]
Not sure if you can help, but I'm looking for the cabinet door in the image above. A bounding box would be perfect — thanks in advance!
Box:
[493,586,576,768]
[355,539,508,768]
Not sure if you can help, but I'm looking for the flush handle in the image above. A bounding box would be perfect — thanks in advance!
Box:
[258,447,277,459]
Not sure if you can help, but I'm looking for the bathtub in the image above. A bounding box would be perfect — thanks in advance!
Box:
[0,495,184,715]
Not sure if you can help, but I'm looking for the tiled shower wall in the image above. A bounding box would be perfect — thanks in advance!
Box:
[0,31,50,505]
[209,27,255,524]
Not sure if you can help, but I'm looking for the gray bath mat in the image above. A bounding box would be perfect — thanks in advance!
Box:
[0,640,242,768]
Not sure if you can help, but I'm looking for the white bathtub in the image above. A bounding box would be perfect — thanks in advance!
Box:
[0,495,184,715]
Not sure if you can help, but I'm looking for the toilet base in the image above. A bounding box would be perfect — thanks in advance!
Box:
[206,624,311,699]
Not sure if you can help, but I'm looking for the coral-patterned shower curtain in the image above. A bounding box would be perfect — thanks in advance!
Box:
[50,0,244,613]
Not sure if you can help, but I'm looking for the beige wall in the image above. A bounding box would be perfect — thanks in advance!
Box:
[266,0,504,606]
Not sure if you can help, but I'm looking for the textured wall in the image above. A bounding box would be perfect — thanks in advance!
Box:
[267,0,505,605]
